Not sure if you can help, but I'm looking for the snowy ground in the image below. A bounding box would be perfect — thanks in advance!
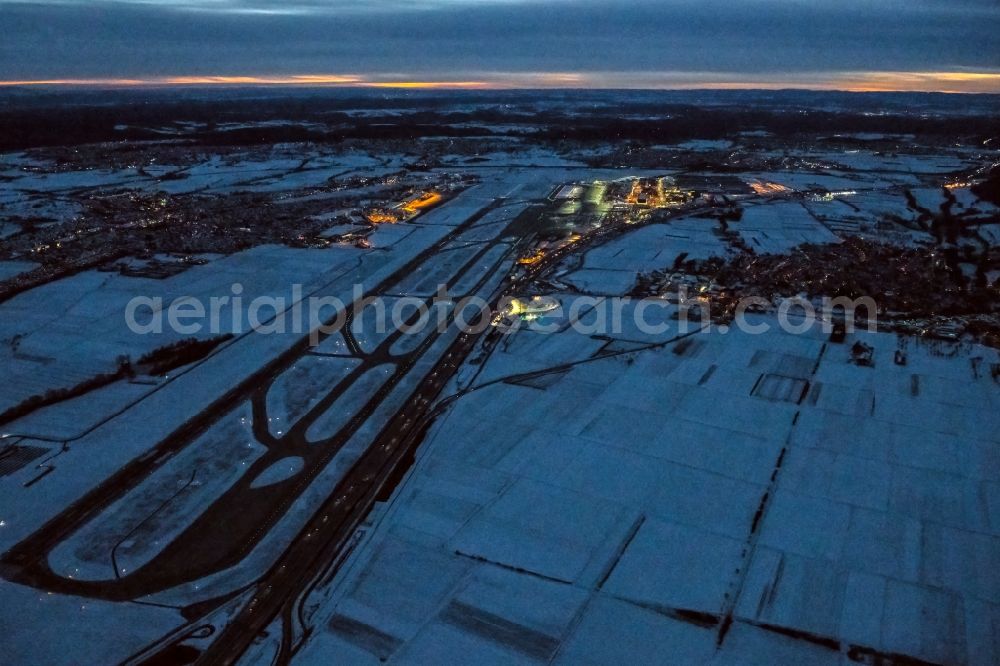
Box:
[0,259,38,280]
[291,315,1000,665]
[0,243,366,434]
[1,142,997,664]
[49,404,262,582]
[737,201,840,253]
[570,217,730,288]
[266,357,362,438]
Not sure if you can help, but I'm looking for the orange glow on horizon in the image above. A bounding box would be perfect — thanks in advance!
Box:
[0,74,364,87]
[163,75,364,85]
[822,71,1000,94]
[669,71,1000,94]
[1,71,998,93]
[361,81,491,89]
[0,78,148,87]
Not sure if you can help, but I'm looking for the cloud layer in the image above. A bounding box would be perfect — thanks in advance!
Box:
[1,1,998,90]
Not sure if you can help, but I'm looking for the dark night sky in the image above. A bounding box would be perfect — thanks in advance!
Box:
[1,0,999,90]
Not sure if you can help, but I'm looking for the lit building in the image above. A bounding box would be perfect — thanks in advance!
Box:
[506,295,560,317]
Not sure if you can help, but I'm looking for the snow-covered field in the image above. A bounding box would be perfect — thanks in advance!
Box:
[579,217,730,274]
[293,316,1000,665]
[266,356,362,437]
[737,201,840,253]
[0,243,366,434]
[1,140,997,664]
[48,405,262,582]
[0,259,38,280]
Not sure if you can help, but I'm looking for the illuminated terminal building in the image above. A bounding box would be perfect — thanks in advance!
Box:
[401,191,442,213]
[505,295,560,318]
[365,191,443,224]
[606,176,692,208]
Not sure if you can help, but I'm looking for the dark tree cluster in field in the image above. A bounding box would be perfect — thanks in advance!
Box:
[972,166,1000,207]
[137,334,234,376]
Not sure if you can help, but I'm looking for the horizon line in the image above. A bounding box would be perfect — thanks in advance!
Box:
[2,71,1000,94]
